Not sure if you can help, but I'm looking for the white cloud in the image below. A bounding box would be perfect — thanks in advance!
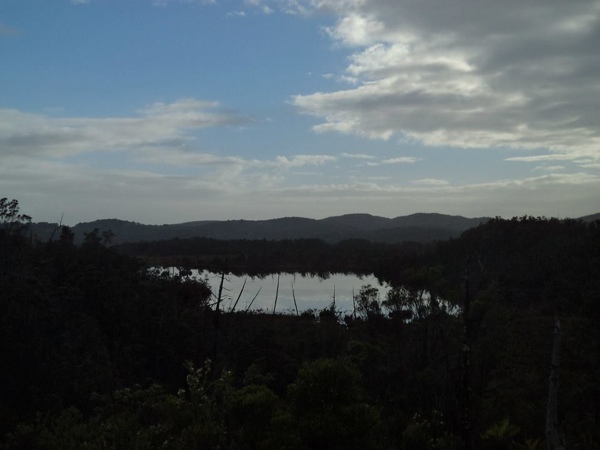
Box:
[340,152,375,159]
[135,148,247,167]
[0,99,245,159]
[137,152,337,172]
[381,156,419,164]
[153,0,216,6]
[325,13,385,46]
[353,155,419,167]
[0,102,348,223]
[0,100,277,196]
[266,154,336,169]
[292,0,600,160]
[505,154,579,162]
[413,178,449,186]
[3,143,597,223]
[533,165,566,172]
[280,172,600,207]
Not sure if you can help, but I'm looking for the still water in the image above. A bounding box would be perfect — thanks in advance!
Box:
[195,271,389,314]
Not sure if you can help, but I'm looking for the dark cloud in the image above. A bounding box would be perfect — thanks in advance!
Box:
[294,0,600,158]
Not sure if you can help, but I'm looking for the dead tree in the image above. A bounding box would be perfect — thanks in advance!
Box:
[291,279,299,316]
[212,271,225,360]
[546,316,566,450]
[272,273,280,315]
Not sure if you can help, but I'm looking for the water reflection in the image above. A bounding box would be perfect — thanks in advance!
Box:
[194,270,388,314]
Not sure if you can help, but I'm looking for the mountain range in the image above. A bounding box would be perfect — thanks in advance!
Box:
[30,212,598,245]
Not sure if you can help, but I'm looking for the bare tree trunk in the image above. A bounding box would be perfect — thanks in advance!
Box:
[332,285,336,309]
[546,316,566,450]
[272,273,280,314]
[291,279,299,316]
[245,287,262,312]
[212,271,225,359]
[231,277,247,313]
[47,213,64,242]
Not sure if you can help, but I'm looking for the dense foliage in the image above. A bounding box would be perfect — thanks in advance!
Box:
[1,200,599,449]
[30,213,486,245]
[117,236,426,277]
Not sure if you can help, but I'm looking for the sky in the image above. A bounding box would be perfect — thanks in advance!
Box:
[2,0,599,225]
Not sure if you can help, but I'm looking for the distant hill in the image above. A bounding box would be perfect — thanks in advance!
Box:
[30,219,216,244]
[389,213,489,231]
[30,212,600,244]
[579,213,600,223]
[30,213,495,244]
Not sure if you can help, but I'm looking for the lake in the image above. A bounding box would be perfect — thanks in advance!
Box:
[195,270,389,314]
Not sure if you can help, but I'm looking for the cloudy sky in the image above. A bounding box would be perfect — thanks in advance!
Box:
[2,0,599,224]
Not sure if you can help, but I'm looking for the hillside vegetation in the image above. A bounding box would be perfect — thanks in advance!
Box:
[30,213,488,244]
[2,198,599,449]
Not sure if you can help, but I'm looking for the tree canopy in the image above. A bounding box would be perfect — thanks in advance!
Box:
[1,201,599,449]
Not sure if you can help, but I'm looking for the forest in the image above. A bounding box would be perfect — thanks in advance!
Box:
[1,197,599,449]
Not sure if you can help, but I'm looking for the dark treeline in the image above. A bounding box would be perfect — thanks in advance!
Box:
[390,215,600,301]
[30,213,488,245]
[117,237,426,278]
[1,198,600,449]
